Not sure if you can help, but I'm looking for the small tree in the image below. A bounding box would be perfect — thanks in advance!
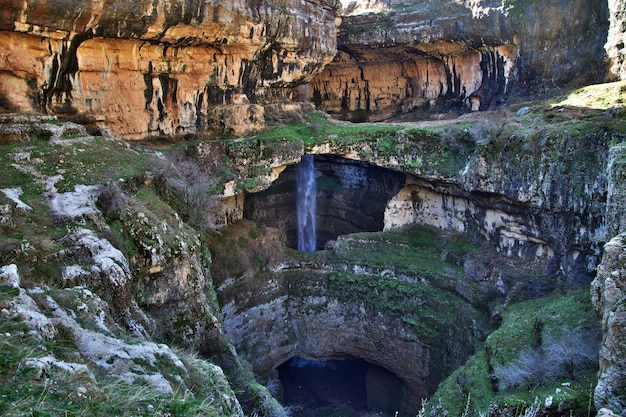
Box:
[153,148,222,231]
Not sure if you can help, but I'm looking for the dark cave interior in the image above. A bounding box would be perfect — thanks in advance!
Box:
[277,356,412,417]
[244,155,406,250]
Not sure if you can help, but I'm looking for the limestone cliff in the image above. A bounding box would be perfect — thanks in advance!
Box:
[204,116,616,285]
[0,0,618,135]
[0,0,339,137]
[606,0,626,80]
[308,0,609,121]
[201,103,625,414]
[592,233,626,413]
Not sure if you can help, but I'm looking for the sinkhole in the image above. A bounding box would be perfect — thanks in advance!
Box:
[244,155,406,250]
[277,356,413,417]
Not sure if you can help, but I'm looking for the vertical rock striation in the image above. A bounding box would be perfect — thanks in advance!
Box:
[0,0,339,137]
[309,0,609,121]
[606,0,626,80]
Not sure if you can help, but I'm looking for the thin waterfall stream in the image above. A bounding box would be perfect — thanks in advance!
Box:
[297,154,316,252]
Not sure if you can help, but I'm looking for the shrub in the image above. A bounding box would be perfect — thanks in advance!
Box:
[98,180,128,220]
[470,118,502,145]
[494,347,556,390]
[493,326,600,391]
[152,148,222,231]
[543,326,599,378]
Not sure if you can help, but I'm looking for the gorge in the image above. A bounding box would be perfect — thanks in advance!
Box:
[205,108,619,416]
[0,1,625,417]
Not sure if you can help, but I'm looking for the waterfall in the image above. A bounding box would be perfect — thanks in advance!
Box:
[297,154,317,252]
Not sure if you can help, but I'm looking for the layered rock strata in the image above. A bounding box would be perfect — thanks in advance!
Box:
[308,0,609,121]
[0,0,617,134]
[211,126,616,285]
[0,0,339,137]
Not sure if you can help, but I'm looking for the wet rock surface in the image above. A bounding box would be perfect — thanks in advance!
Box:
[0,0,339,137]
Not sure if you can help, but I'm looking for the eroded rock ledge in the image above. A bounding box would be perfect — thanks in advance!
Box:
[0,0,618,136]
[204,125,621,284]
[0,0,339,138]
[307,0,609,121]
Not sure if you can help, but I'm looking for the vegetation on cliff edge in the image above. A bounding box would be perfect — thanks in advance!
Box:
[427,289,600,417]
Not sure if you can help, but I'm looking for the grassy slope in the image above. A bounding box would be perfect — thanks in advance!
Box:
[427,289,599,416]
[0,130,240,416]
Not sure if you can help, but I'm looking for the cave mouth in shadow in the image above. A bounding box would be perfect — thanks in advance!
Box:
[243,155,406,251]
[277,356,411,417]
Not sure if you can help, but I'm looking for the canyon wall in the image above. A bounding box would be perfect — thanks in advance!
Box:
[0,0,339,138]
[203,124,623,414]
[308,0,610,121]
[211,126,615,286]
[0,0,617,135]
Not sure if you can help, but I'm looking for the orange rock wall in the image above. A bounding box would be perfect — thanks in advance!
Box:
[0,0,339,138]
[308,0,609,121]
[310,44,518,120]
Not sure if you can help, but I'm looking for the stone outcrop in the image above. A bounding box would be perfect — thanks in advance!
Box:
[0,0,339,138]
[307,0,609,121]
[0,114,285,417]
[606,0,626,80]
[214,124,614,285]
[591,233,626,413]
[0,263,245,415]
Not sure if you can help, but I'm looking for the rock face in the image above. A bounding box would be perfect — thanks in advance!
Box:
[219,126,614,285]
[0,0,339,137]
[592,233,626,413]
[208,122,622,415]
[0,0,618,134]
[308,0,609,121]
[606,0,626,80]
[211,223,490,416]
[0,114,286,417]
[244,154,406,249]
[0,264,245,416]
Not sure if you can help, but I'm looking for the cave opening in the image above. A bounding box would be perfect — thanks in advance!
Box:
[243,155,406,250]
[277,356,411,417]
